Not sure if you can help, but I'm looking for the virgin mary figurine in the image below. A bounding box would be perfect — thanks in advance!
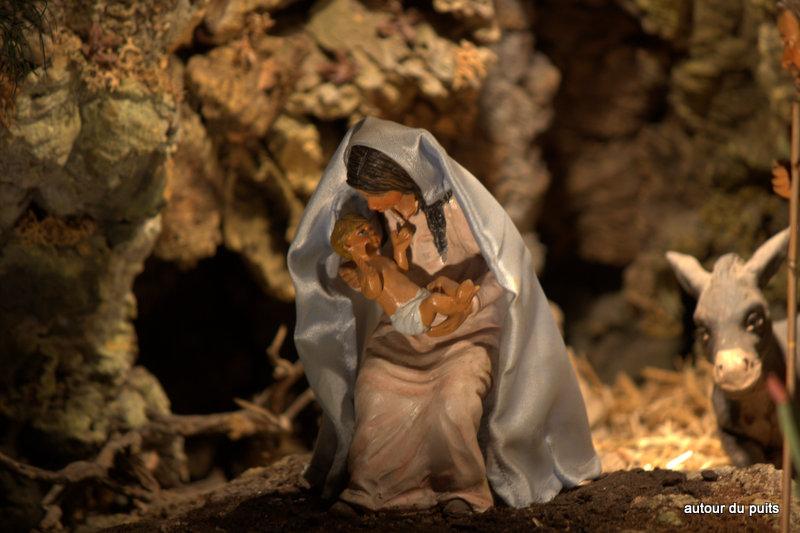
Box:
[288,117,600,513]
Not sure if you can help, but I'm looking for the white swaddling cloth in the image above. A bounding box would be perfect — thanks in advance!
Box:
[389,288,431,336]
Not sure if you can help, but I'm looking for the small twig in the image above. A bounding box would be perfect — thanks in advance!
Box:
[267,324,287,358]
[0,431,141,485]
[96,431,141,469]
[254,323,307,413]
[149,406,286,440]
[283,388,315,423]
[146,382,315,440]
[0,431,152,532]
[234,397,287,431]
[39,484,63,531]
[145,356,316,439]
[0,450,103,484]
[266,323,288,370]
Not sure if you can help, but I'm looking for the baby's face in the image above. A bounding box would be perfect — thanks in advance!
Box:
[345,221,382,255]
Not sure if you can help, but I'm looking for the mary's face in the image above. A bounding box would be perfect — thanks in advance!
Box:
[355,189,407,212]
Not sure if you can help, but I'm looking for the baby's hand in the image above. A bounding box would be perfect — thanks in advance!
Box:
[338,263,361,291]
[390,224,414,249]
[349,240,371,266]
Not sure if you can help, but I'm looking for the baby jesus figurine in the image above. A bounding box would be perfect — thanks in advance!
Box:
[330,213,478,337]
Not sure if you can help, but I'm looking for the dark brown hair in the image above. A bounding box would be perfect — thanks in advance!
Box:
[346,145,449,257]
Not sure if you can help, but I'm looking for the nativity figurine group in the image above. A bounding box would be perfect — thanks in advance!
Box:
[288,117,600,515]
[283,1,800,519]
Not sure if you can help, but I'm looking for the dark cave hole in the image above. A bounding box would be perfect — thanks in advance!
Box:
[539,256,624,337]
[534,0,646,288]
[533,0,680,362]
[133,248,316,479]
[133,248,294,415]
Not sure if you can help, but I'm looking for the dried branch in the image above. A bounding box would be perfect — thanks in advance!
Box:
[146,325,313,440]
[255,324,307,413]
[147,410,276,439]
[235,397,287,430]
[147,389,311,440]
[38,484,64,531]
[0,432,141,485]
[283,388,315,423]
[0,431,154,531]
[266,323,289,370]
[0,324,316,531]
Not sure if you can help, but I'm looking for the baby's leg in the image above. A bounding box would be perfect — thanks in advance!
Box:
[420,280,480,326]
[454,279,478,302]
[419,293,459,328]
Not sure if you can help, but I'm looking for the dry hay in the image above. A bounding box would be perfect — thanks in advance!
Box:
[572,353,731,473]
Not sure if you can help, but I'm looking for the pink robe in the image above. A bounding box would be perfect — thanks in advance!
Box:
[339,197,505,512]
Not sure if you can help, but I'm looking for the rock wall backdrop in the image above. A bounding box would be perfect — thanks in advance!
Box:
[0,0,795,529]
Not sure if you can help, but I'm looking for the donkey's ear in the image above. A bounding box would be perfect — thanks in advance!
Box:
[665,251,711,298]
[745,228,790,288]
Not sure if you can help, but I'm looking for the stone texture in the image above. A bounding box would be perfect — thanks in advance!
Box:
[0,3,189,516]
[267,114,324,200]
[479,36,557,269]
[154,104,224,267]
[537,0,791,374]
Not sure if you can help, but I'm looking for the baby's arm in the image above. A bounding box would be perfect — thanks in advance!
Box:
[356,263,382,299]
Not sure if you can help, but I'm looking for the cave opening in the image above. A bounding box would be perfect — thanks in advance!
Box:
[524,0,694,382]
[132,247,306,479]
[133,247,295,415]
[533,0,642,339]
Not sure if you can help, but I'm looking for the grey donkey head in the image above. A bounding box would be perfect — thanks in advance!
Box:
[666,229,790,395]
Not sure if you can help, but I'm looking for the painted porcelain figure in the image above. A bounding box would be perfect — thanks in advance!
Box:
[330,212,479,337]
[288,117,600,514]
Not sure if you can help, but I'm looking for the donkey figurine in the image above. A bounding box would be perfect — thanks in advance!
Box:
[666,228,800,467]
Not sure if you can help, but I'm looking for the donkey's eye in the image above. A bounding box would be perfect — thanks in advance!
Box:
[745,311,765,333]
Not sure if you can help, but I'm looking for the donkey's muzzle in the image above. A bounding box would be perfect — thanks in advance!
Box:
[713,348,762,393]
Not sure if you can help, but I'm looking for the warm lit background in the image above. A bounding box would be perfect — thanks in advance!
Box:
[0,0,794,529]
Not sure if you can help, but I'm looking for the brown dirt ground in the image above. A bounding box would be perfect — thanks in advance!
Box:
[100,454,798,532]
